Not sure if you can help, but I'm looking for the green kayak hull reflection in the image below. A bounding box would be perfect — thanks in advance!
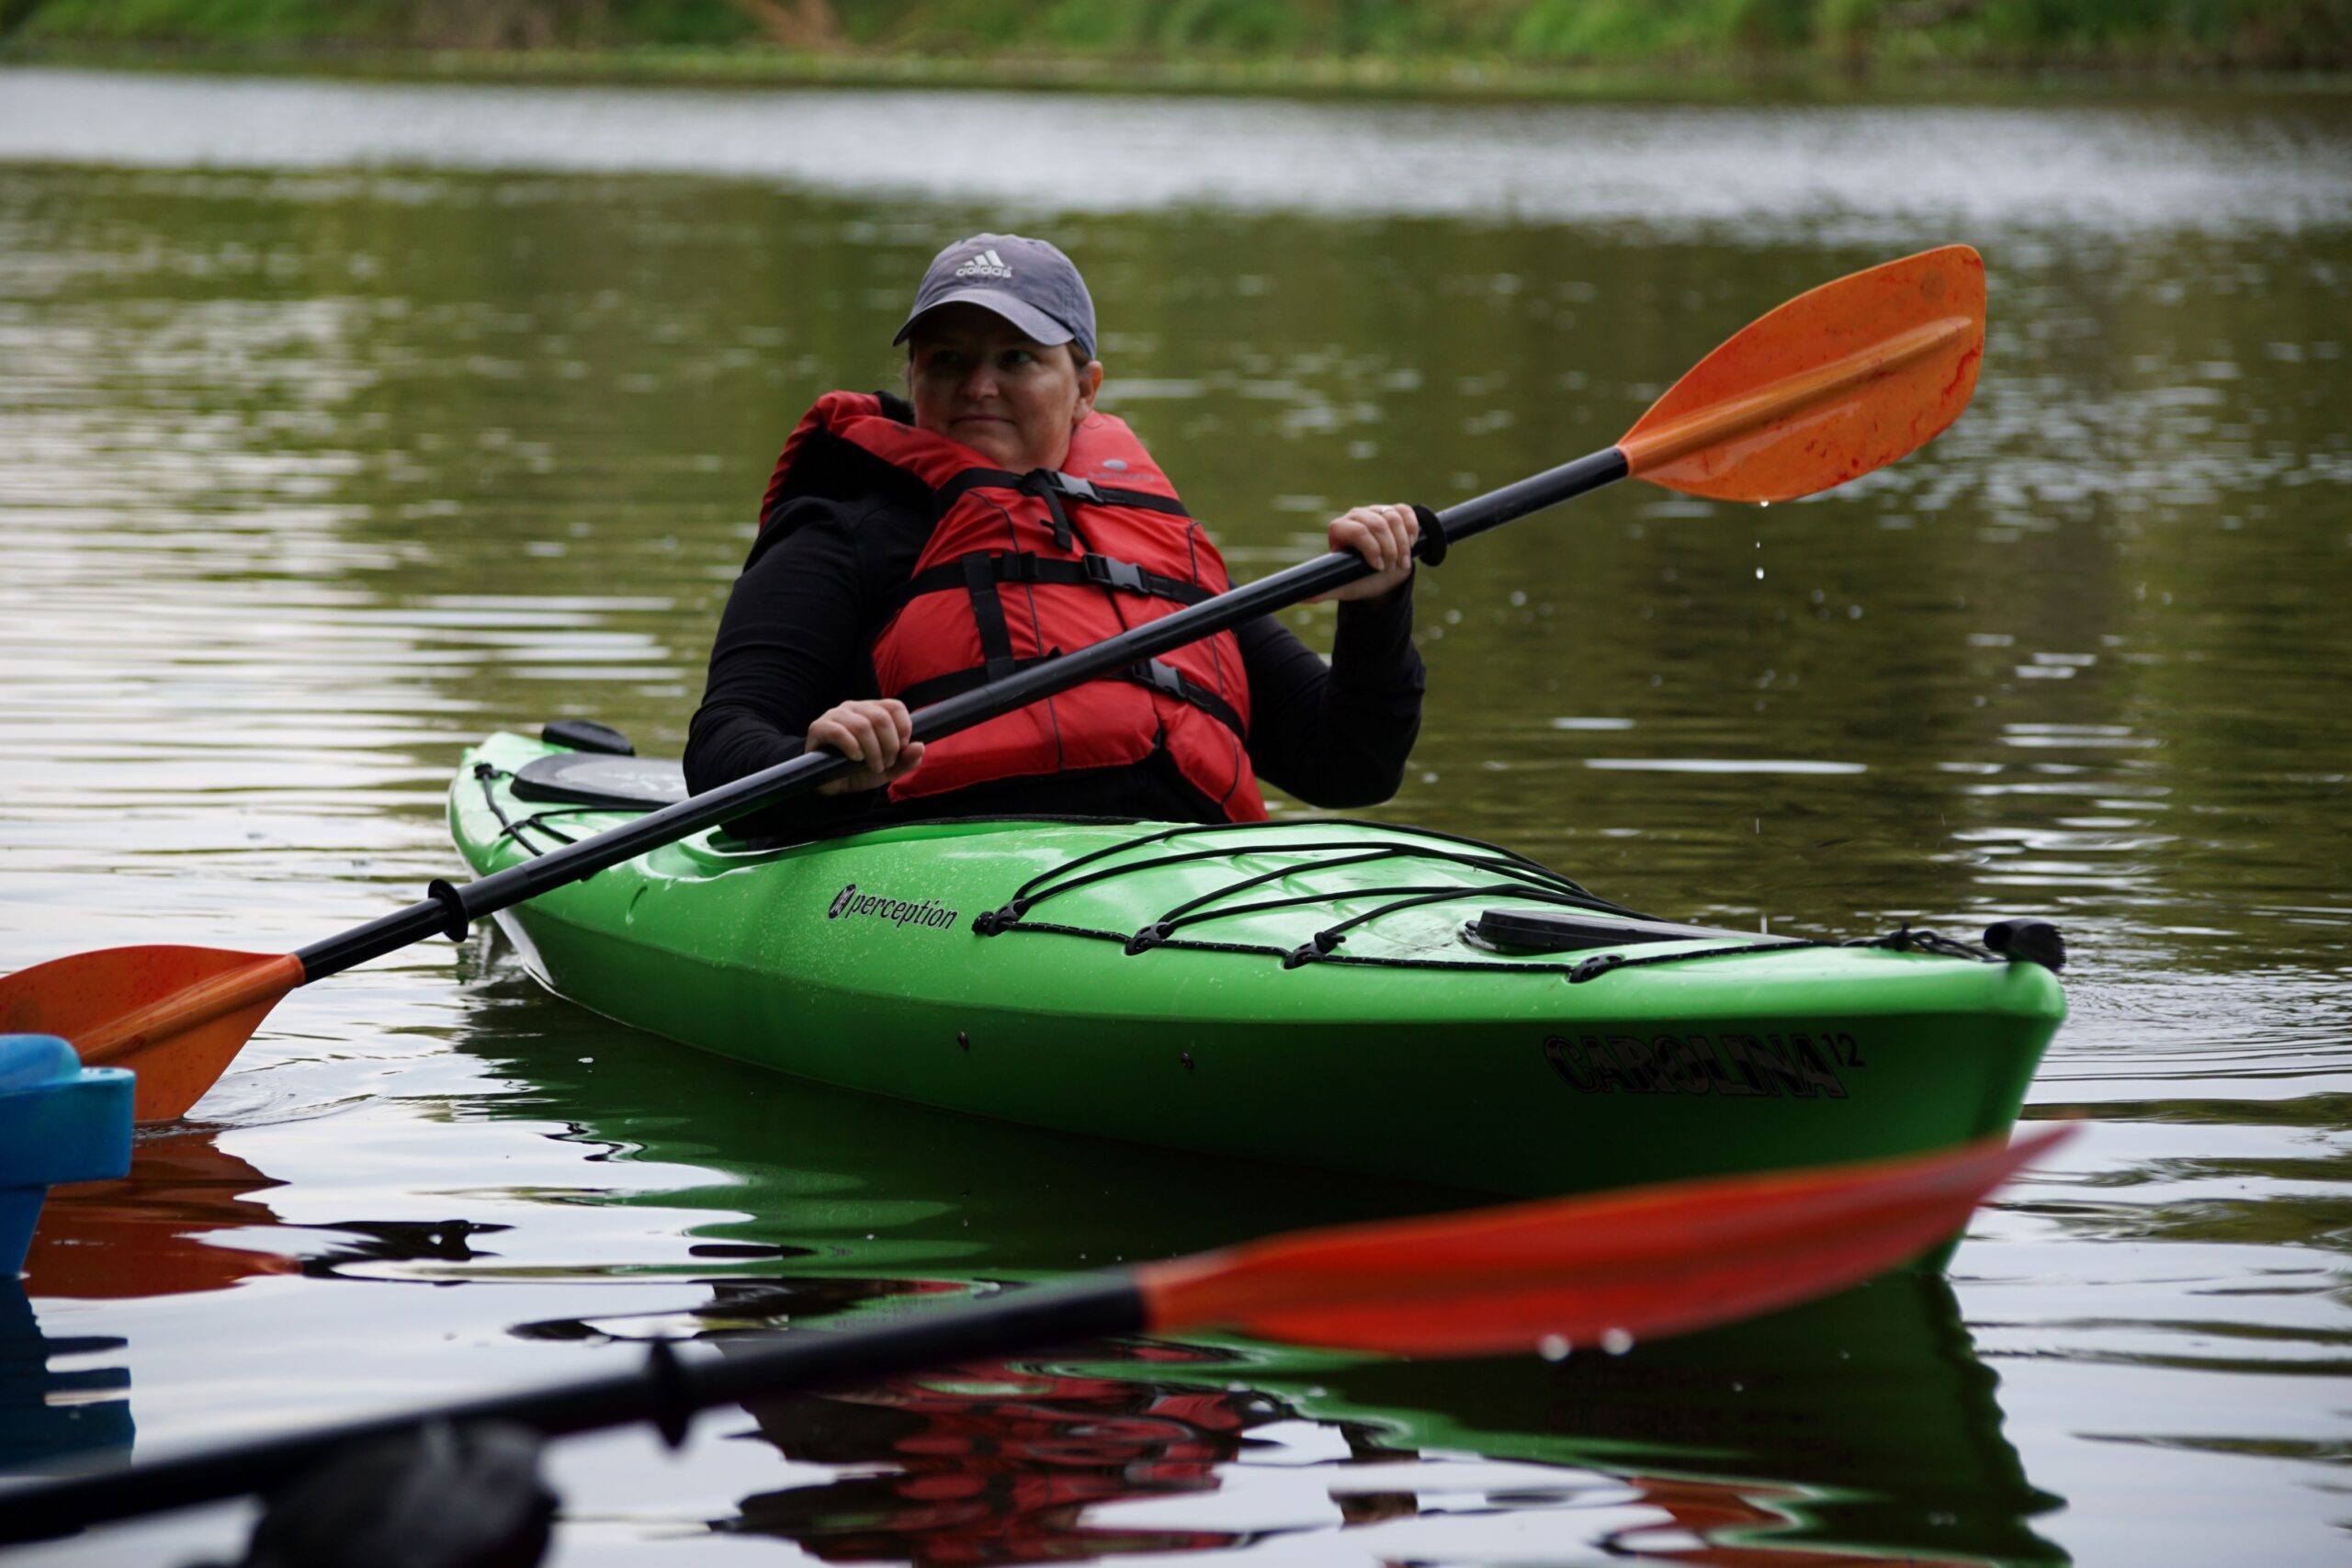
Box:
[448,731,2064,1197]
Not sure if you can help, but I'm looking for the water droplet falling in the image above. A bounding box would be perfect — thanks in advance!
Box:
[1537,1334,1571,1361]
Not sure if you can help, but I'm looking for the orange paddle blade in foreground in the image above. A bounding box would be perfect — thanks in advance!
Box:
[0,946,300,1120]
[1140,1123,2070,1355]
[1619,244,1986,503]
[0,1125,2070,1542]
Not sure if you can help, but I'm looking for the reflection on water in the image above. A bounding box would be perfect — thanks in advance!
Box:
[485,1008,2058,1565]
[734,1345,1284,1564]
[2,68,2349,1566]
[22,1129,294,1297]
[0,1282,130,1476]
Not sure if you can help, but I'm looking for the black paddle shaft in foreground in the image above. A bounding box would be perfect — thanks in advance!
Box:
[292,447,1630,983]
[0,1276,1147,1540]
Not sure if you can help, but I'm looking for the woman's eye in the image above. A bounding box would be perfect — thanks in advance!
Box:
[1001,350,1033,368]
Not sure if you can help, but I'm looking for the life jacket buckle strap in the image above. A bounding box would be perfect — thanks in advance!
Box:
[1083,553,1146,594]
[1118,659,1247,739]
[1039,487,1074,551]
[1132,659,1185,698]
[1026,470,1102,506]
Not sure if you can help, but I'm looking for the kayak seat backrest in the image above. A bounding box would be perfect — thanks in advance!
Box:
[512,753,688,811]
[1472,908,1804,954]
[540,718,636,755]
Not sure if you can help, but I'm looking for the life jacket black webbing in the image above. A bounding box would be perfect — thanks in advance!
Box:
[895,656,1248,742]
[886,552,1214,618]
[899,464,1234,740]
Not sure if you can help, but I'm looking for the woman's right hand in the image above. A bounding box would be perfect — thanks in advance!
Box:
[808,699,924,795]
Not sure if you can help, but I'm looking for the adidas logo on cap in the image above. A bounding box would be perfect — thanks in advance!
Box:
[955,247,1013,279]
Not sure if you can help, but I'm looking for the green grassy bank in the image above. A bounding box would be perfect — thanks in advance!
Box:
[6,0,2349,85]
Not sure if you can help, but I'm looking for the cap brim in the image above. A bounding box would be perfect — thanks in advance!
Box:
[892,288,1077,351]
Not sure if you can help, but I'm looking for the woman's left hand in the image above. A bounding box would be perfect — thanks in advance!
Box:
[1311,504,1419,604]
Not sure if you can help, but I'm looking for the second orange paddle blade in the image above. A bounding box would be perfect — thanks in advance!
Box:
[1620,244,1986,503]
[0,945,300,1119]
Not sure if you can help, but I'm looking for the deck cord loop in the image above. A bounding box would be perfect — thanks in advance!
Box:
[1004,818,1590,904]
[1847,923,1994,962]
[1283,930,1346,969]
[472,763,595,858]
[1559,921,2070,984]
[976,820,1630,942]
[973,898,1030,935]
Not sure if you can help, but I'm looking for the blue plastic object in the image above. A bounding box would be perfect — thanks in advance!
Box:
[0,1035,132,1277]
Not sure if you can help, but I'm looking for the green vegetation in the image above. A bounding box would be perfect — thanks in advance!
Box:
[6,0,2349,78]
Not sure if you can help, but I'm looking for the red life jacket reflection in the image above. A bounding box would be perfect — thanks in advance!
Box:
[763,391,1267,820]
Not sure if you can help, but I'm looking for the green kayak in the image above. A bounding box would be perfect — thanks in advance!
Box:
[449,729,2064,1198]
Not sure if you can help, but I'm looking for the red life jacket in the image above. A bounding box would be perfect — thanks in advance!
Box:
[761,391,1267,821]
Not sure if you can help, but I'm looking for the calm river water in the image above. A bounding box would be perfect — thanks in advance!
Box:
[2,67,2349,1567]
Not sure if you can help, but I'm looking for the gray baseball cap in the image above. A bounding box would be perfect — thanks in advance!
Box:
[892,233,1097,362]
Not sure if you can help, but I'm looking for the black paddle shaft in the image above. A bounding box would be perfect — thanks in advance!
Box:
[294,446,1630,981]
[0,1275,1148,1540]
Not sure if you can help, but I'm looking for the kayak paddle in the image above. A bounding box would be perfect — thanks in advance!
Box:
[0,1122,2066,1538]
[0,244,1985,1120]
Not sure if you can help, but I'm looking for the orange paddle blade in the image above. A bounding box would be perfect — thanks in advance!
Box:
[1136,1124,2069,1355]
[0,946,300,1120]
[1619,244,1986,503]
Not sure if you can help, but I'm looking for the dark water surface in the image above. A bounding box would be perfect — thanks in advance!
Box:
[3,67,2349,1566]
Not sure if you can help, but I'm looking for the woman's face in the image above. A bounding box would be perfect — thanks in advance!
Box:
[907,304,1102,472]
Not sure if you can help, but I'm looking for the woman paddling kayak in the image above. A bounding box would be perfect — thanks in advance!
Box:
[686,233,1427,837]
